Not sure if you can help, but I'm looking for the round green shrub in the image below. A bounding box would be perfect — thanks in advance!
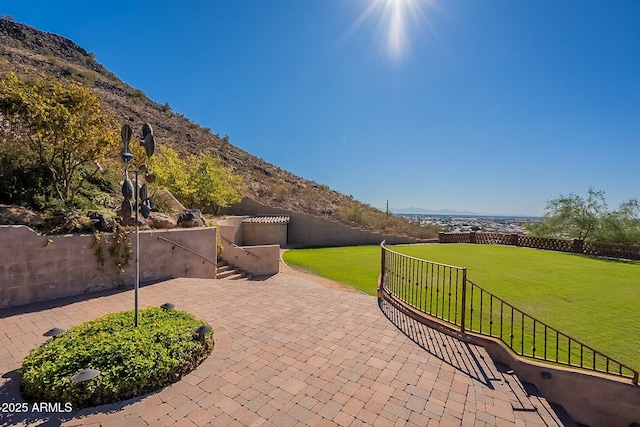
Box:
[20,307,214,408]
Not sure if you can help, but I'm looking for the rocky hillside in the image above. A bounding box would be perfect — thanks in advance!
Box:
[0,18,436,238]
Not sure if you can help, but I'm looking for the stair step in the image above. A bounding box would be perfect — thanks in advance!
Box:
[216,262,252,281]
[227,273,248,280]
[217,270,240,279]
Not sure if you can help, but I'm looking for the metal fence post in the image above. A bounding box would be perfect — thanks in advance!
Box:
[460,268,467,333]
[379,241,386,294]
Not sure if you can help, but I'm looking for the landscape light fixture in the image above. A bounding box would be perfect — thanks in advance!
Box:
[160,302,175,310]
[43,327,65,338]
[195,324,212,342]
[71,368,101,383]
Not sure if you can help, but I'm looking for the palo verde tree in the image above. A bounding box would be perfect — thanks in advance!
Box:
[0,72,118,209]
[153,146,244,214]
[528,188,607,240]
[528,188,640,244]
[594,198,640,245]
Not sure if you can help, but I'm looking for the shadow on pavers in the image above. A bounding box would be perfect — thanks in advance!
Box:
[379,298,498,387]
[0,369,155,427]
[378,299,578,427]
[0,278,170,319]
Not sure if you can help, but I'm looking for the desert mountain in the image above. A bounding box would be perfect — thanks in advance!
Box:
[0,18,434,238]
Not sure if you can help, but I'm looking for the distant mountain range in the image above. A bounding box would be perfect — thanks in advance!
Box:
[393,207,481,215]
[393,207,539,218]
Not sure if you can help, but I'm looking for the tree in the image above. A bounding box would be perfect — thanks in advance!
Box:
[0,72,118,208]
[152,146,244,214]
[530,188,607,240]
[594,198,640,245]
[150,145,193,204]
[189,152,243,214]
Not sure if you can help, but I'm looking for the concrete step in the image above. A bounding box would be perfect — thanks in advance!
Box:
[216,265,234,274]
[217,269,240,279]
[217,262,252,281]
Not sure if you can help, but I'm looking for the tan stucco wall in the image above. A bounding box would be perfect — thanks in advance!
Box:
[217,216,245,245]
[0,225,217,309]
[242,222,287,247]
[217,224,280,276]
[221,198,417,247]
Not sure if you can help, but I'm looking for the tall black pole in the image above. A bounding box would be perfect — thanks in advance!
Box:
[120,123,156,327]
[134,169,140,327]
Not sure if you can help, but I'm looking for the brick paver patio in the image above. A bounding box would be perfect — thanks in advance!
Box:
[0,273,567,426]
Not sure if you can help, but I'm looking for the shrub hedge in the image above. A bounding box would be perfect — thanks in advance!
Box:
[20,307,214,408]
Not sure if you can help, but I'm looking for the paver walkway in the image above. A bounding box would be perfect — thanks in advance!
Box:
[0,274,567,427]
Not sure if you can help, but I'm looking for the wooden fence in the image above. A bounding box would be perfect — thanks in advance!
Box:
[439,232,640,260]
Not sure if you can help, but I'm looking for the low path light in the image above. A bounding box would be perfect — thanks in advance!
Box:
[71,368,101,383]
[43,327,65,338]
[195,324,212,342]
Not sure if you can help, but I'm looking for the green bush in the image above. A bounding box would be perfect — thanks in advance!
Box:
[20,307,214,408]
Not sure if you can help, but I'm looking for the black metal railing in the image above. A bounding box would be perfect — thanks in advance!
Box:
[380,242,639,384]
[156,236,217,266]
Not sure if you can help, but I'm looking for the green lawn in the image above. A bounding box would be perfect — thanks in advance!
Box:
[282,246,382,295]
[282,244,640,371]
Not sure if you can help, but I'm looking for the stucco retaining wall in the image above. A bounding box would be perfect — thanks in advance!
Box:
[221,197,417,247]
[380,286,640,426]
[217,224,280,276]
[0,225,217,309]
[242,222,288,247]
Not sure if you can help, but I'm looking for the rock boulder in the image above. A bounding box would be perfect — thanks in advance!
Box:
[177,209,204,228]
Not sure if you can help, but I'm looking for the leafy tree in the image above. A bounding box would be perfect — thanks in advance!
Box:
[0,72,118,208]
[152,146,243,214]
[0,135,51,207]
[151,145,193,204]
[594,199,640,245]
[190,152,243,214]
[529,188,607,240]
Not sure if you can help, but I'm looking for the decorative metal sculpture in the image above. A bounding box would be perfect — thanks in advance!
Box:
[120,124,135,220]
[122,173,134,200]
[118,122,158,327]
[141,123,156,159]
[119,123,156,221]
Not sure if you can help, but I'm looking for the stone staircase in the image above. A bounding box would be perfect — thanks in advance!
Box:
[216,261,253,281]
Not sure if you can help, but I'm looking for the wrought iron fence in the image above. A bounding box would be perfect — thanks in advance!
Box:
[380,242,639,384]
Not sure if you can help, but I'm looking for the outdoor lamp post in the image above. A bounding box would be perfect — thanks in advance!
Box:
[120,123,157,327]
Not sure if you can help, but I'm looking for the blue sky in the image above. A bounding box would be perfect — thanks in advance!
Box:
[2,0,639,216]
